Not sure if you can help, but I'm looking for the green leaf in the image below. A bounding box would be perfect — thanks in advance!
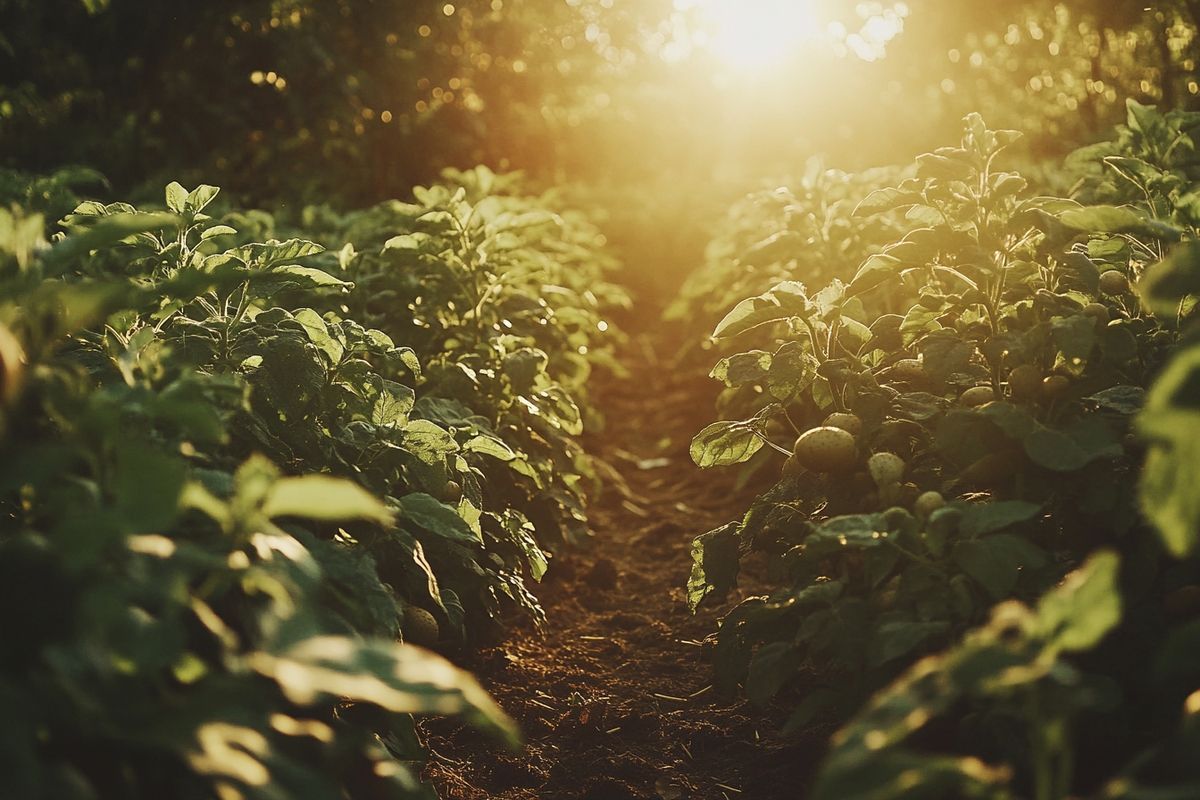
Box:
[917,151,974,181]
[293,308,345,364]
[813,514,887,548]
[1138,241,1200,317]
[1126,98,1158,134]
[892,391,944,421]
[397,493,480,544]
[416,210,457,229]
[371,385,415,427]
[1087,385,1145,414]
[781,688,838,735]
[402,420,460,467]
[917,330,973,379]
[814,750,1011,800]
[742,230,802,267]
[1024,420,1121,472]
[957,501,1040,538]
[905,205,945,226]
[266,265,352,290]
[1138,342,1200,556]
[1035,550,1121,652]
[263,475,393,524]
[767,341,814,401]
[711,350,772,387]
[463,434,517,461]
[46,212,178,267]
[952,534,1047,599]
[712,280,810,339]
[1059,205,1182,241]
[165,181,188,213]
[687,522,741,609]
[249,636,518,746]
[1087,237,1128,260]
[185,184,220,214]
[690,420,764,468]
[977,401,1037,439]
[854,187,921,216]
[383,233,427,251]
[199,224,238,241]
[394,345,422,376]
[848,253,901,296]
[503,348,549,392]
[1050,314,1096,375]
[528,386,583,435]
[232,238,325,268]
[899,305,940,346]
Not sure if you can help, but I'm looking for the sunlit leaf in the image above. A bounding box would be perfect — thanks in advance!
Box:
[263,475,393,524]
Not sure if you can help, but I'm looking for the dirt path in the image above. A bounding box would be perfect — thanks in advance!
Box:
[422,327,825,800]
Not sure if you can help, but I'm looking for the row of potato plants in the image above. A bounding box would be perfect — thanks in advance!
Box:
[0,166,624,799]
[686,103,1200,798]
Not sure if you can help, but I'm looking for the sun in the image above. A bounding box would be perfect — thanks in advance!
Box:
[676,0,825,72]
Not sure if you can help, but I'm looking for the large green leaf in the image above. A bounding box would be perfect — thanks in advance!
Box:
[711,350,772,387]
[1139,241,1200,317]
[396,493,480,545]
[1138,342,1200,556]
[1059,205,1182,241]
[46,211,178,267]
[292,308,346,365]
[1024,421,1121,472]
[767,341,814,401]
[690,420,765,468]
[957,501,1041,538]
[1036,550,1121,652]
[712,280,810,339]
[232,238,325,268]
[263,475,393,524]
[462,434,517,461]
[848,253,901,296]
[401,420,460,467]
[854,187,921,216]
[952,534,1047,599]
[265,265,352,290]
[370,385,415,427]
[687,522,741,609]
[249,636,519,746]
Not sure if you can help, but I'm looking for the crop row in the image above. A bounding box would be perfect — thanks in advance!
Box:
[0,166,625,799]
[686,103,1200,798]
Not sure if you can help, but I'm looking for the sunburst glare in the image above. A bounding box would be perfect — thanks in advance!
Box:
[676,0,824,71]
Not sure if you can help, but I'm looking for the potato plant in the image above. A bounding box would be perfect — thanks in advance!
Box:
[0,171,622,798]
[806,224,1200,798]
[687,106,1192,750]
[297,166,630,550]
[667,159,905,329]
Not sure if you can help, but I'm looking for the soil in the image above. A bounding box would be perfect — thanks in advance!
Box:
[422,323,829,800]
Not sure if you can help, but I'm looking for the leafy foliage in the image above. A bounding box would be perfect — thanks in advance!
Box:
[813,551,1121,800]
[686,104,1200,797]
[0,169,621,797]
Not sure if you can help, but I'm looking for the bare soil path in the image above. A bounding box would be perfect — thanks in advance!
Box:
[422,325,826,800]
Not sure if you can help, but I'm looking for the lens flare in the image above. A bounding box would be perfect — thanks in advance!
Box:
[677,0,823,71]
